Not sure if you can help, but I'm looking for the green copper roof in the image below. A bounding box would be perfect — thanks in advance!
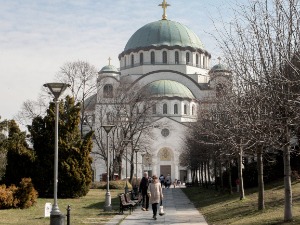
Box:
[99,65,119,74]
[145,80,195,99]
[124,20,205,52]
[210,64,229,72]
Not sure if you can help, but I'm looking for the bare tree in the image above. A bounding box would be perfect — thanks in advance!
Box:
[215,0,300,220]
[93,78,158,181]
[56,60,98,138]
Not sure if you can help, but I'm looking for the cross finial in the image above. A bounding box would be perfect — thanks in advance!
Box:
[217,57,221,64]
[159,0,170,20]
[108,57,112,65]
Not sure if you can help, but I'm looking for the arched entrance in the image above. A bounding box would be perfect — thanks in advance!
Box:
[158,147,173,178]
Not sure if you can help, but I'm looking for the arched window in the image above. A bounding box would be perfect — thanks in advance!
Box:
[175,51,179,64]
[152,104,156,114]
[203,56,205,68]
[151,51,155,64]
[184,104,187,114]
[124,56,126,67]
[163,51,167,64]
[174,104,178,114]
[196,54,199,66]
[140,53,144,65]
[192,105,195,115]
[186,52,190,65]
[103,84,113,98]
[131,55,134,67]
[163,103,168,114]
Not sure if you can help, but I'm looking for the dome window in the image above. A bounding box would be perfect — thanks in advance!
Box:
[124,56,127,67]
[163,103,168,114]
[186,52,190,65]
[103,84,113,98]
[196,54,199,66]
[192,105,195,115]
[163,51,167,64]
[131,55,134,67]
[202,56,205,68]
[184,104,187,114]
[151,51,155,64]
[175,51,179,64]
[140,53,144,65]
[174,104,178,114]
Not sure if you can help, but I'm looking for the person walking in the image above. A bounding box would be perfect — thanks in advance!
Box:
[147,175,163,220]
[159,174,165,188]
[165,174,171,188]
[139,172,149,211]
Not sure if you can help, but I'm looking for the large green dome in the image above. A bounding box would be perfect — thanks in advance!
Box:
[145,80,195,99]
[124,20,205,52]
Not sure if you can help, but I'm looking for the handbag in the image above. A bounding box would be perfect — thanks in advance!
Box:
[159,200,165,216]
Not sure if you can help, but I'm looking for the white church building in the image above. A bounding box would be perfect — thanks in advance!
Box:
[88,1,231,183]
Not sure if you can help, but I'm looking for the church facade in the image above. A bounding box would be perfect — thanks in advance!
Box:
[89,1,230,183]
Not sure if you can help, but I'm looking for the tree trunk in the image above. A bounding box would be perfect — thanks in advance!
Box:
[228,161,232,194]
[117,156,123,179]
[214,160,218,191]
[204,161,208,188]
[207,160,211,186]
[219,160,223,192]
[238,146,245,200]
[199,164,202,187]
[284,126,293,221]
[257,145,264,210]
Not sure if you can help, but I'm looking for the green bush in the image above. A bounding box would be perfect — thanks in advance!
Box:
[16,178,38,209]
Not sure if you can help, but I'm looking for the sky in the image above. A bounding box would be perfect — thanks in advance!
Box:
[0,0,248,122]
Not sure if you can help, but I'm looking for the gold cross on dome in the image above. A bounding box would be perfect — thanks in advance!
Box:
[159,0,170,20]
[108,57,112,65]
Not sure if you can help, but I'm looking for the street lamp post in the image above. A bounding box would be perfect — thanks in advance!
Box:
[141,152,145,174]
[44,82,70,225]
[122,140,131,193]
[134,146,139,194]
[101,125,115,211]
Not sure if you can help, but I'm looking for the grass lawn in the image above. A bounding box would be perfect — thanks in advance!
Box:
[0,188,124,225]
[182,180,300,225]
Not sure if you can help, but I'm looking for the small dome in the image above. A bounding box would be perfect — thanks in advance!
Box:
[99,65,119,74]
[144,80,195,99]
[123,20,205,53]
[209,64,230,73]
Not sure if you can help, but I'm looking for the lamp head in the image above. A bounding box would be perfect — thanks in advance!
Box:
[44,83,70,100]
[101,125,115,134]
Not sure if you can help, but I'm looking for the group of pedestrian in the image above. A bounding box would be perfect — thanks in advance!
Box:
[139,172,163,220]
[158,173,172,188]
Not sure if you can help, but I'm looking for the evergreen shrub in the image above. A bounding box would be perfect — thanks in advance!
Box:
[0,178,38,209]
[16,178,38,209]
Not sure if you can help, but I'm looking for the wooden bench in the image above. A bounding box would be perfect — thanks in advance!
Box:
[119,193,134,214]
[129,191,141,205]
[125,192,137,209]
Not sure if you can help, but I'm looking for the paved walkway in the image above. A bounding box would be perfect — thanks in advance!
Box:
[105,186,208,225]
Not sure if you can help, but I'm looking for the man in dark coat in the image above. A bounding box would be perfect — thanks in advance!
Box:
[139,172,149,211]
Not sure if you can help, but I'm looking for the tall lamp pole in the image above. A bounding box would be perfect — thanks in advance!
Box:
[141,152,145,174]
[44,82,69,225]
[134,146,139,193]
[122,140,131,193]
[101,125,115,211]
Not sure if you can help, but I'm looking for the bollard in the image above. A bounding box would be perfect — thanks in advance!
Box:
[66,205,71,225]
